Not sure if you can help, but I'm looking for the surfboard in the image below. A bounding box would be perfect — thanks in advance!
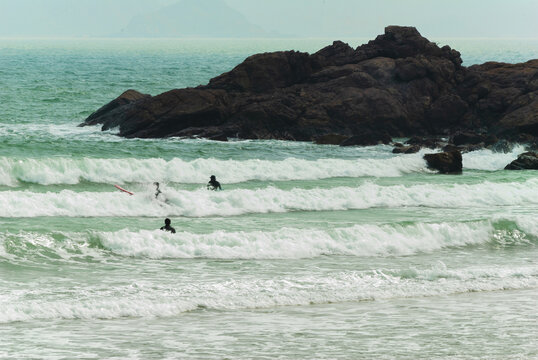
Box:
[114,184,134,196]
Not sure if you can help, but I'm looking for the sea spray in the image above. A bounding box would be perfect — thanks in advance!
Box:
[1,263,535,323]
[0,179,537,217]
[0,155,428,186]
[0,145,525,186]
[1,219,535,261]
[462,145,526,170]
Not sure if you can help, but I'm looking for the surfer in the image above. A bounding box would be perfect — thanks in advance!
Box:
[160,218,176,233]
[207,175,222,191]
[154,182,162,199]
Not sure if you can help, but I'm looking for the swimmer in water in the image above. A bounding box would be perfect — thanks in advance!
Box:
[160,218,176,233]
[207,175,222,191]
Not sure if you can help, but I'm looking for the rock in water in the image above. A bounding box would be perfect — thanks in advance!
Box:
[339,131,392,147]
[80,26,538,143]
[314,134,350,145]
[393,145,420,154]
[81,89,151,129]
[424,151,463,174]
[504,152,538,170]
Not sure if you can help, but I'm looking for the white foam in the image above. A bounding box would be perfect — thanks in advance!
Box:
[0,143,530,186]
[0,122,120,138]
[1,264,535,323]
[0,154,428,186]
[493,214,538,238]
[0,178,536,218]
[2,219,533,262]
[98,221,493,259]
[0,231,106,263]
[462,145,526,170]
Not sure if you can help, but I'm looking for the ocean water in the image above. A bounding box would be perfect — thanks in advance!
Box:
[0,38,537,360]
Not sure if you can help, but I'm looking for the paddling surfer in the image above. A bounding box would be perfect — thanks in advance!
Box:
[207,175,222,191]
[160,218,176,233]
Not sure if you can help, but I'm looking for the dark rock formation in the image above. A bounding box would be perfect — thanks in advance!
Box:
[505,152,538,170]
[340,131,392,147]
[81,26,538,144]
[314,134,350,145]
[450,132,488,146]
[393,145,420,154]
[83,89,150,128]
[405,136,443,149]
[424,151,463,174]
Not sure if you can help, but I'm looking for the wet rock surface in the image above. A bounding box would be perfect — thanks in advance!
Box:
[424,151,463,174]
[505,152,538,170]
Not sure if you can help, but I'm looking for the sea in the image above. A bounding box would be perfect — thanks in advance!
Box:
[0,37,537,360]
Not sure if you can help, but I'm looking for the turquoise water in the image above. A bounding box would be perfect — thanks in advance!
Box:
[0,38,537,359]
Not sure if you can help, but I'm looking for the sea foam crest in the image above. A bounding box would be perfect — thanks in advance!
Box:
[462,145,526,170]
[0,144,526,186]
[1,219,535,262]
[0,155,427,186]
[0,179,536,217]
[1,264,536,323]
[95,221,494,259]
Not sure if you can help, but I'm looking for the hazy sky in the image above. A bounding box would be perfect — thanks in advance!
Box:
[0,0,536,38]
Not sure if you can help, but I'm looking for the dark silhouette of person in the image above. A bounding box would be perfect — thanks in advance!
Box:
[160,218,176,233]
[154,182,162,199]
[207,175,222,191]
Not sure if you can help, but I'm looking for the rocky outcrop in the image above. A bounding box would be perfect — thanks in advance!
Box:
[314,134,350,145]
[424,151,463,174]
[84,89,150,128]
[393,145,420,154]
[80,26,538,144]
[505,152,538,170]
[340,131,392,146]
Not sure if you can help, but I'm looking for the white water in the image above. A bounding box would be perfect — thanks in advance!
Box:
[0,155,426,186]
[1,179,536,217]
[1,263,536,324]
[2,220,521,261]
[0,145,525,186]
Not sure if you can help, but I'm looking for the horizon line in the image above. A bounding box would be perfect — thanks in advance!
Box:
[1,36,538,41]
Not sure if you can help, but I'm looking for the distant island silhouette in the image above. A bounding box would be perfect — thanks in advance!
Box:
[119,0,271,38]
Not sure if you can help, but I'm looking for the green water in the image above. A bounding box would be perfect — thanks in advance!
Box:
[0,38,537,359]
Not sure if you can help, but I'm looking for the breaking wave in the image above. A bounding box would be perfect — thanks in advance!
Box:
[0,155,427,186]
[0,179,536,218]
[1,218,535,261]
[0,145,525,186]
[1,263,535,323]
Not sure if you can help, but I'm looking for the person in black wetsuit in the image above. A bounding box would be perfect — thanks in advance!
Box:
[207,175,222,191]
[160,218,176,233]
[154,182,162,199]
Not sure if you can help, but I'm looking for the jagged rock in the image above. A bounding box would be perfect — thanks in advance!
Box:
[405,136,443,149]
[314,134,350,145]
[442,144,464,153]
[393,145,420,154]
[80,26,538,144]
[504,152,538,170]
[208,133,228,142]
[340,131,392,146]
[450,132,487,146]
[82,89,151,128]
[424,151,463,174]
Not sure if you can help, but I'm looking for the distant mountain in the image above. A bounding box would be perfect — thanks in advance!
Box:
[121,0,269,38]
